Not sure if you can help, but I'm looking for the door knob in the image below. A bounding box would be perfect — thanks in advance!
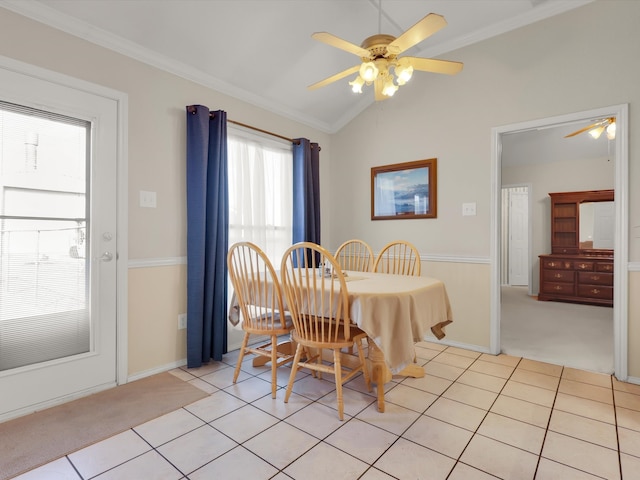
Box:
[101,251,114,262]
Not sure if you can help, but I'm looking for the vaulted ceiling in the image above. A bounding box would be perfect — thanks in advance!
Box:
[3,0,594,133]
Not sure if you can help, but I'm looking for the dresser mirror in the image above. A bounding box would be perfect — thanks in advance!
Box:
[579,201,615,251]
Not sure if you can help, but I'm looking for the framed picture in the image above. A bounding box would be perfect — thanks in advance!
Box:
[371,158,437,220]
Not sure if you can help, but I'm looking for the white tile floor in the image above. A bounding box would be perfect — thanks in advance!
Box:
[14,341,640,480]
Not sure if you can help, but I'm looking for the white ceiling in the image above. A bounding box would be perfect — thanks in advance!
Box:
[2,0,594,133]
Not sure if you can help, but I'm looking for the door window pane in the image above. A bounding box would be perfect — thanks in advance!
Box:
[0,102,90,371]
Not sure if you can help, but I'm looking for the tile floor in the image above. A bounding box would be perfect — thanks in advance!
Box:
[14,341,640,480]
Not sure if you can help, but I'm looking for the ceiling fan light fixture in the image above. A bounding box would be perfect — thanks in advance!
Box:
[589,125,605,139]
[394,59,414,85]
[381,76,398,97]
[606,121,616,140]
[359,61,379,83]
[349,75,365,93]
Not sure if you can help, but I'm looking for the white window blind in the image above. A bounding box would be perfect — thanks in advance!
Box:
[0,101,90,371]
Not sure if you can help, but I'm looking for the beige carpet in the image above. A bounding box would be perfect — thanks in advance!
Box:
[0,371,208,480]
[501,286,614,373]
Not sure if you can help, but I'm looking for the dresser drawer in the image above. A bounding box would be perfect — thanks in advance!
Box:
[543,270,575,283]
[574,261,594,271]
[542,259,572,270]
[577,285,613,300]
[541,282,575,295]
[578,272,613,286]
[595,262,614,273]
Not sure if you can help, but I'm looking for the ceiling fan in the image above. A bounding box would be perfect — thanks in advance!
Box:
[308,11,463,100]
[564,117,616,140]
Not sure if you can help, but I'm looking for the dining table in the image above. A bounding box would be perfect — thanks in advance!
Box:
[228,268,453,412]
[339,270,453,411]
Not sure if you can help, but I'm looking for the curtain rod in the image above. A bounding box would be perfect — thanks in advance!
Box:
[227,119,295,144]
[187,105,320,149]
[186,105,297,144]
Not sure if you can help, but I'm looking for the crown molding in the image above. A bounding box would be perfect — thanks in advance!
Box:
[416,0,595,59]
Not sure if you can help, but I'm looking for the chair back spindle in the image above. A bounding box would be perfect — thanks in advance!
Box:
[335,239,374,272]
[373,240,421,276]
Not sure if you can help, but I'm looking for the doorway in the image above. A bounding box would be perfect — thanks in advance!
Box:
[0,58,128,421]
[490,104,629,379]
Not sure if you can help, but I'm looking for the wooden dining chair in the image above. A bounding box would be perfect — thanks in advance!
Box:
[334,239,374,272]
[280,242,372,420]
[227,241,294,399]
[373,240,422,276]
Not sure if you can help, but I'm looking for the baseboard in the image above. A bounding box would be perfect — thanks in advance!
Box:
[423,336,492,355]
[127,335,273,382]
[625,375,640,386]
[127,359,187,383]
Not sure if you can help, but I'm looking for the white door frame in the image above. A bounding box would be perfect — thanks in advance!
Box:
[0,55,128,416]
[490,104,629,380]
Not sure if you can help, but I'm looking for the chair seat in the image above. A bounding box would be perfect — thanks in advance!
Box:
[290,325,364,350]
[242,310,293,333]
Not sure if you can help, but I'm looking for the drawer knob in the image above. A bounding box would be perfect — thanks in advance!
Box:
[554,273,562,278]
[591,288,600,294]
[578,263,588,269]
[554,286,562,291]
[549,262,557,267]
[590,275,600,281]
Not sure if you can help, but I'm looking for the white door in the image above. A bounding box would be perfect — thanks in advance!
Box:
[508,190,529,286]
[0,64,118,420]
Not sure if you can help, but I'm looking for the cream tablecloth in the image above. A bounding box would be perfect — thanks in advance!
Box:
[343,271,453,373]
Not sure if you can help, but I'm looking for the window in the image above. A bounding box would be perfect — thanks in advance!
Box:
[227,127,293,265]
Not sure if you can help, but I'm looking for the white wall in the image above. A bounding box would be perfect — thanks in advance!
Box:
[330,0,639,258]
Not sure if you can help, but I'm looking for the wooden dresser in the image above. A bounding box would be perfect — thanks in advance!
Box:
[538,189,614,307]
[538,254,613,307]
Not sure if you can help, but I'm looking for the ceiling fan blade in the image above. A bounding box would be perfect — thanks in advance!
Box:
[565,117,615,138]
[404,56,463,75]
[307,64,361,90]
[564,124,598,138]
[387,13,447,56]
[312,32,371,58]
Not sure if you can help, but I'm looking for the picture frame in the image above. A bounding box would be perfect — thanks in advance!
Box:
[371,158,437,220]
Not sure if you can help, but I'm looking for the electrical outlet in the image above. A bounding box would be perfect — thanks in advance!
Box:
[178,313,187,330]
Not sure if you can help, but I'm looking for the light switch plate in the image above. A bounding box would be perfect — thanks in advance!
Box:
[140,190,157,208]
[462,202,477,216]
[178,313,187,330]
